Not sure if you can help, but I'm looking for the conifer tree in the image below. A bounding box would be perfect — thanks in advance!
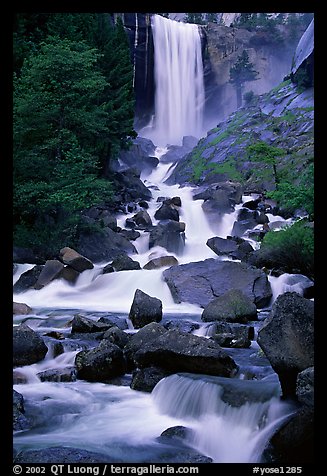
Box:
[229,50,259,108]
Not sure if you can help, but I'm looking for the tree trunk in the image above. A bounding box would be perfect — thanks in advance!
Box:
[236,84,242,109]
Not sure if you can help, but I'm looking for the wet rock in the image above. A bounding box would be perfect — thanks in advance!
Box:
[14,447,117,463]
[134,329,238,377]
[296,366,314,407]
[13,265,43,293]
[163,258,272,308]
[59,247,94,272]
[13,324,48,367]
[37,367,77,382]
[71,314,112,334]
[129,289,163,329]
[257,292,314,399]
[13,302,32,315]
[75,340,127,382]
[34,259,64,289]
[13,389,30,431]
[201,289,258,323]
[102,326,129,348]
[130,366,173,392]
[154,201,180,221]
[123,322,168,368]
[110,254,141,272]
[143,255,178,270]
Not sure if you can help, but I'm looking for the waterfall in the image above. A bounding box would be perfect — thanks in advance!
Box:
[141,14,205,146]
[152,373,296,463]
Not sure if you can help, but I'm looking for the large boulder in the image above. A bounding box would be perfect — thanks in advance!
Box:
[206,236,254,260]
[75,340,127,382]
[162,258,272,308]
[59,247,94,272]
[13,324,48,367]
[154,201,180,221]
[13,265,43,293]
[129,289,163,329]
[34,259,65,289]
[123,322,167,368]
[110,254,141,272]
[257,292,314,399]
[134,328,238,377]
[76,227,137,263]
[201,289,258,323]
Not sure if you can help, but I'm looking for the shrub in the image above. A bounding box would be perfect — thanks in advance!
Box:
[260,219,314,278]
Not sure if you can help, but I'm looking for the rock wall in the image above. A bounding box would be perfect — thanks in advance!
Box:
[203,23,306,128]
[114,13,155,129]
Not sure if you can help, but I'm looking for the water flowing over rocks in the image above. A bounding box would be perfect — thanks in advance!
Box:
[257,292,314,399]
[162,258,272,308]
[149,220,186,254]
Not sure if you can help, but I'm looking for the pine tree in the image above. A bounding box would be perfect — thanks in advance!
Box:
[229,50,259,108]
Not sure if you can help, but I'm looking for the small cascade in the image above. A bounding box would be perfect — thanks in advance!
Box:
[152,373,296,463]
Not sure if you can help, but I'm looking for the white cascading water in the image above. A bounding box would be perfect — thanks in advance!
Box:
[152,374,296,463]
[13,17,298,463]
[141,14,205,146]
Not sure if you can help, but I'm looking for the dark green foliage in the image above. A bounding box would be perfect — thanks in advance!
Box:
[261,220,314,278]
[243,90,255,104]
[246,142,284,188]
[230,51,259,107]
[267,164,314,220]
[13,14,135,254]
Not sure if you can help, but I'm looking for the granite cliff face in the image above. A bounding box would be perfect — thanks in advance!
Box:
[203,22,307,126]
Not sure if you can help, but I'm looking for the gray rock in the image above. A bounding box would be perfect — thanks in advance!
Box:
[212,322,255,340]
[14,447,117,463]
[130,366,173,392]
[143,255,178,270]
[13,302,32,315]
[257,292,314,399]
[162,258,272,308]
[77,227,137,263]
[13,265,43,293]
[129,289,163,329]
[110,254,141,271]
[296,366,314,407]
[13,324,48,367]
[201,289,258,323]
[75,340,127,382]
[37,367,77,382]
[102,326,129,348]
[123,322,167,368]
[154,202,180,221]
[59,247,94,272]
[71,314,112,334]
[13,390,30,431]
[134,329,238,377]
[34,259,64,289]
